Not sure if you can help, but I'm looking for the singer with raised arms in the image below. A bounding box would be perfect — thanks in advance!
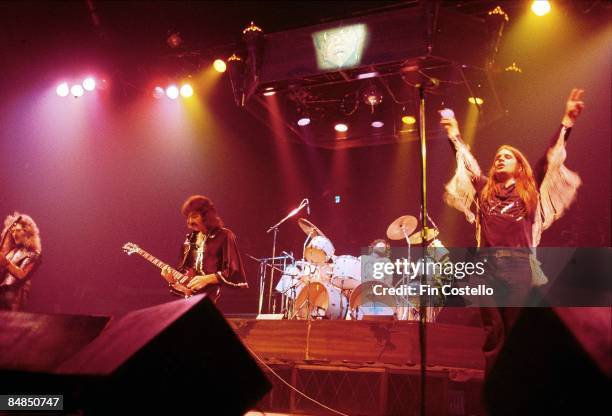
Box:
[440,88,585,374]
[161,195,248,303]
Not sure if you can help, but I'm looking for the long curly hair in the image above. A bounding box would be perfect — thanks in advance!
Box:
[481,145,539,217]
[1,212,42,254]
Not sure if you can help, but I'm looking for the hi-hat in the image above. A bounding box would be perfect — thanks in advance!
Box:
[298,218,326,238]
[386,215,418,240]
[408,227,439,245]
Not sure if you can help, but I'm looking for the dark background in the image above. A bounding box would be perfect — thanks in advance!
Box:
[0,1,609,316]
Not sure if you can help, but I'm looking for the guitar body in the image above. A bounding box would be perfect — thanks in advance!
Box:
[169,269,221,302]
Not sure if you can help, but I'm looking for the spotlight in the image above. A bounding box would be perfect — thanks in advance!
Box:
[167,32,183,48]
[468,97,484,105]
[166,85,179,100]
[362,84,383,108]
[402,115,416,125]
[531,1,551,16]
[153,86,165,99]
[371,121,384,128]
[70,84,84,97]
[357,71,379,80]
[297,117,311,127]
[82,77,96,91]
[334,123,348,132]
[180,84,194,98]
[56,82,69,97]
[213,59,227,73]
[263,87,276,97]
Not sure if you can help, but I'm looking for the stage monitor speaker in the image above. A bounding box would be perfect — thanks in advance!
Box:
[1,295,271,415]
[484,307,610,416]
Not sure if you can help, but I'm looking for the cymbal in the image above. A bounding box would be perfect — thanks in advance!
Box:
[298,218,326,238]
[386,215,418,240]
[408,227,439,245]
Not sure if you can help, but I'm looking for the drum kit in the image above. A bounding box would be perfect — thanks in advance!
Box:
[266,215,449,321]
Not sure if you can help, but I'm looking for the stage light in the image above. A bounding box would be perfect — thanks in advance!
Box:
[153,86,165,99]
[362,84,383,108]
[82,77,96,91]
[213,59,227,73]
[402,115,416,125]
[263,87,276,96]
[357,71,379,80]
[531,1,551,16]
[468,96,484,105]
[180,84,194,98]
[334,123,348,132]
[166,85,179,100]
[70,84,84,97]
[56,82,69,97]
[371,121,384,128]
[297,117,311,126]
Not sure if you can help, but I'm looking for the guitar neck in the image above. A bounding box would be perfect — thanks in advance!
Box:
[136,249,184,281]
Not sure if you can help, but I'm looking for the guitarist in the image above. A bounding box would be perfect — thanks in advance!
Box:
[161,195,248,302]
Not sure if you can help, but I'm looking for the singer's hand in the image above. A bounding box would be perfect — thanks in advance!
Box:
[440,110,460,139]
[562,88,585,127]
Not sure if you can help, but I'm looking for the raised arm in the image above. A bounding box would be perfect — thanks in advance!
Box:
[534,88,585,184]
[533,89,584,243]
[440,109,484,224]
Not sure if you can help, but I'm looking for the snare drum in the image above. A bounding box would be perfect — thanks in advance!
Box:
[331,255,362,290]
[304,236,335,264]
[349,280,397,320]
[294,282,348,320]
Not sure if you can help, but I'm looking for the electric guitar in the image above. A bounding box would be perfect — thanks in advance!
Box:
[122,242,220,300]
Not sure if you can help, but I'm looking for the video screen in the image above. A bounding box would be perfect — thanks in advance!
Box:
[312,24,368,70]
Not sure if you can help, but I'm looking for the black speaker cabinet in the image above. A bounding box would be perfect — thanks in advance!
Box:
[0,295,271,415]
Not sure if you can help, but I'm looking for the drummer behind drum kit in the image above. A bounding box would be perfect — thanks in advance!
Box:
[272,215,449,321]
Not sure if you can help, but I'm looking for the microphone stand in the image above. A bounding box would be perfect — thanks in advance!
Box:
[417,83,431,416]
[264,199,308,314]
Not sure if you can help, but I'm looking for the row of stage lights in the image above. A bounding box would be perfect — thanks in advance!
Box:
[294,115,418,132]
[55,59,228,99]
[293,99,481,131]
[56,77,97,97]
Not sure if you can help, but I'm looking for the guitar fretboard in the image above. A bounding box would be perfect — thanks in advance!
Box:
[136,249,184,282]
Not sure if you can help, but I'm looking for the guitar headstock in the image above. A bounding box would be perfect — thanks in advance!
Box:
[122,242,141,255]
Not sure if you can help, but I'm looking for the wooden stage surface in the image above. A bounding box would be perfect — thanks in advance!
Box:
[229,318,485,371]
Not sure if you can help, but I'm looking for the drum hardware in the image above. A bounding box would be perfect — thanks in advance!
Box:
[264,199,309,315]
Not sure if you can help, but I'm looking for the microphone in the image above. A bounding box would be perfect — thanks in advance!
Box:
[305,199,310,215]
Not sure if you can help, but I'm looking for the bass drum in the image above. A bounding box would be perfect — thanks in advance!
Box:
[349,280,397,320]
[294,282,348,320]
